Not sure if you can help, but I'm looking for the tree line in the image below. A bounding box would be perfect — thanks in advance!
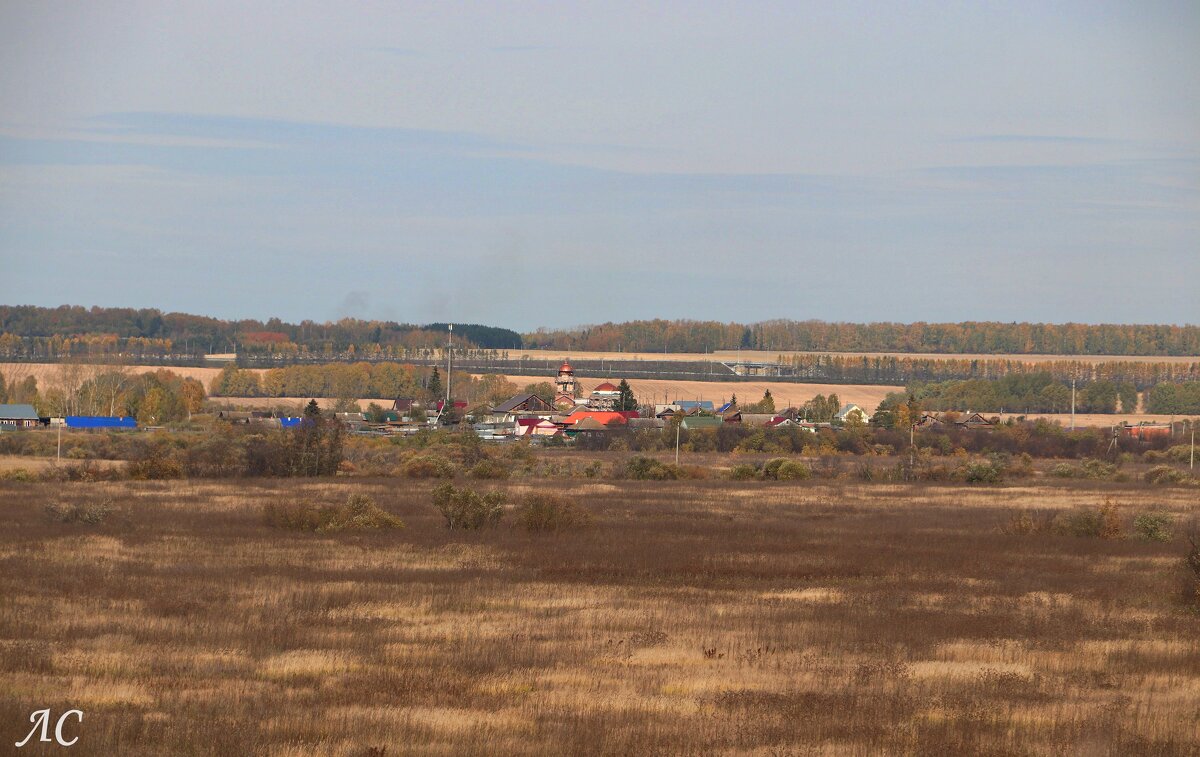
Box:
[0,365,206,423]
[0,305,522,355]
[524,318,1200,356]
[779,353,1200,389]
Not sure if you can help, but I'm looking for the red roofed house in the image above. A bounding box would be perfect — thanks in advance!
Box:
[562,410,628,428]
[587,381,622,411]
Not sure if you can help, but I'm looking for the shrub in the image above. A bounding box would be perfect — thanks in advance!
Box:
[1133,512,1174,542]
[1079,458,1117,480]
[776,460,812,481]
[624,456,679,481]
[1145,465,1190,486]
[467,459,510,480]
[263,500,325,531]
[1166,445,1194,464]
[264,493,404,532]
[517,492,590,533]
[403,455,456,479]
[1053,500,1123,539]
[727,464,759,481]
[0,468,34,482]
[127,451,185,480]
[431,482,506,530]
[44,499,114,524]
[1049,463,1076,478]
[959,458,1004,484]
[1001,509,1055,536]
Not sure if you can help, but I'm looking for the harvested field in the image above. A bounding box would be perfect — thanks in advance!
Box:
[1,362,251,387]
[1,478,1198,755]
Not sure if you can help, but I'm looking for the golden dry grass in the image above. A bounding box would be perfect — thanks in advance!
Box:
[1,478,1198,755]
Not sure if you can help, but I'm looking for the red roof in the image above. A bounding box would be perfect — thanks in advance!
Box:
[563,410,628,426]
[615,410,640,419]
[559,360,573,372]
[593,382,619,392]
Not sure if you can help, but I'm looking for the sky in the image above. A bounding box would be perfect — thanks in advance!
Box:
[1,1,1197,331]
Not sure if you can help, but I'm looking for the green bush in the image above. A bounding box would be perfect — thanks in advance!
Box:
[1053,500,1123,539]
[1049,463,1076,478]
[403,455,456,479]
[774,460,812,481]
[959,459,1005,484]
[1133,512,1174,542]
[431,482,506,530]
[467,459,510,480]
[624,456,679,481]
[264,493,404,532]
[1079,458,1117,479]
[44,499,114,524]
[1145,465,1190,486]
[0,468,35,482]
[727,464,759,481]
[517,492,590,533]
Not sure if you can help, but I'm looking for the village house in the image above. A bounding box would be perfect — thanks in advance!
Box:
[586,381,622,411]
[490,393,557,422]
[833,403,869,425]
[0,404,41,429]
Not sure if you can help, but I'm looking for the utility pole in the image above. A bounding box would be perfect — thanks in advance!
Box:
[1191,422,1195,471]
[909,422,915,473]
[445,324,453,412]
[1070,378,1076,431]
[675,422,681,466]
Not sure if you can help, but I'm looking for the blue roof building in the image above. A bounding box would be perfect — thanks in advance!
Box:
[65,416,137,429]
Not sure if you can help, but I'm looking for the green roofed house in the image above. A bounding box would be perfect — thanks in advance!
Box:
[681,415,723,431]
[0,404,41,429]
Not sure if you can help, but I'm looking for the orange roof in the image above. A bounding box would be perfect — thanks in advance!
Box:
[559,360,573,372]
[564,410,627,426]
[592,381,619,392]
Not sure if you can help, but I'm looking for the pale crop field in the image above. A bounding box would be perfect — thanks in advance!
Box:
[1,478,1198,755]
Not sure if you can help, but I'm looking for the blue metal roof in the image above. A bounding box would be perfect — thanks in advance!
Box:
[279,417,303,428]
[65,416,137,429]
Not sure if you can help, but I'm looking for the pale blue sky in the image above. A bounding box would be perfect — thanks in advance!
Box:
[1,1,1197,330]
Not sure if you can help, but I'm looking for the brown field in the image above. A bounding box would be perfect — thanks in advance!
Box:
[999,413,1190,427]
[2,478,1198,755]
[4,362,242,387]
[0,455,125,472]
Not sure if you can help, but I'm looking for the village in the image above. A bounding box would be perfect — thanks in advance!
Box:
[1,357,1181,443]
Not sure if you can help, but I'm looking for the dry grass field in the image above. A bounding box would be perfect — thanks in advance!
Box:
[2,478,1198,755]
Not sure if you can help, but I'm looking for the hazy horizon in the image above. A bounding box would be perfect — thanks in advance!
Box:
[2,2,1198,330]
